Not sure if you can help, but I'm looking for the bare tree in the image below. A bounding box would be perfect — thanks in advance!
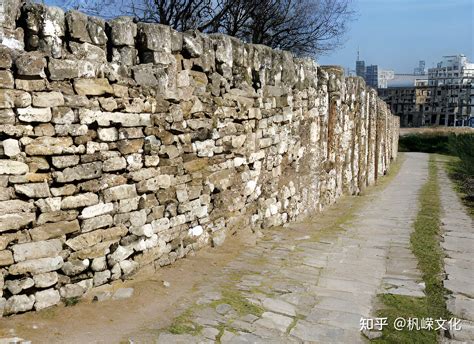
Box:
[217,0,354,56]
[50,0,354,56]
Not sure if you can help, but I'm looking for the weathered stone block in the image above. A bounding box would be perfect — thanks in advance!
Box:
[98,127,118,142]
[2,138,20,157]
[80,202,113,220]
[4,295,35,315]
[54,162,102,183]
[108,16,136,46]
[25,137,73,155]
[33,272,58,288]
[74,78,113,96]
[0,47,13,69]
[17,106,52,122]
[0,213,35,232]
[8,256,63,275]
[11,239,62,262]
[32,92,64,107]
[137,23,171,53]
[0,250,14,266]
[34,289,60,310]
[103,156,126,172]
[14,183,51,198]
[61,192,99,209]
[81,214,113,232]
[5,277,34,294]
[29,220,80,241]
[15,52,46,77]
[0,70,14,88]
[51,155,80,169]
[66,10,91,43]
[0,160,29,175]
[103,184,137,202]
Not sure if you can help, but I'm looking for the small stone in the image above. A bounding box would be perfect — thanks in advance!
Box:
[93,291,112,302]
[212,231,226,247]
[91,257,107,272]
[119,259,138,275]
[163,280,170,288]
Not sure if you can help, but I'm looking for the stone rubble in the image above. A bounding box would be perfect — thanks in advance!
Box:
[0,0,398,315]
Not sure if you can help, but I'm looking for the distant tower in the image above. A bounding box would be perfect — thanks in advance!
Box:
[414,60,426,75]
[356,48,366,79]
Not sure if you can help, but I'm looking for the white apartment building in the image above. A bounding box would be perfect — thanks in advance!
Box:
[428,54,474,86]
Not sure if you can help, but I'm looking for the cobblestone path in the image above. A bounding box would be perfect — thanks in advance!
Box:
[128,153,429,343]
[437,159,474,343]
[4,153,473,344]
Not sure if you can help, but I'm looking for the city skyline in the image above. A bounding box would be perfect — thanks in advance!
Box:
[318,0,474,74]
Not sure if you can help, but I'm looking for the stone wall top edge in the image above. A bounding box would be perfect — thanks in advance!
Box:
[0,0,335,74]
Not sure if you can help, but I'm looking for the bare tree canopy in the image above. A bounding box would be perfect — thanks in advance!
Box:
[50,0,354,56]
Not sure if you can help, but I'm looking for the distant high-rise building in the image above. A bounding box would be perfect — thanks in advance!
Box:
[354,50,393,88]
[355,49,366,80]
[414,60,426,75]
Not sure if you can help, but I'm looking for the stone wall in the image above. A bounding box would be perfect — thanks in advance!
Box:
[0,1,399,315]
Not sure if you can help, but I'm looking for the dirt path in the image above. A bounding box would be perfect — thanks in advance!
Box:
[0,153,435,343]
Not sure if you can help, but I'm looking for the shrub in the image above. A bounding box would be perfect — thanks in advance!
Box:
[448,134,474,177]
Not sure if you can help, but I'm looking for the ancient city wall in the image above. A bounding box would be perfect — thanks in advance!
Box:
[0,1,399,315]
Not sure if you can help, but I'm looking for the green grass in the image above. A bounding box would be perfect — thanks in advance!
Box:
[64,297,80,307]
[373,294,437,344]
[410,157,449,319]
[210,289,264,317]
[373,156,450,343]
[168,308,203,335]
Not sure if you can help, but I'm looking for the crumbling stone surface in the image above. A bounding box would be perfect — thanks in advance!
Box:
[0,1,399,316]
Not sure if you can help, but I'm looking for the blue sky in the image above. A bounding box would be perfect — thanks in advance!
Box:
[44,0,474,73]
[318,0,474,73]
